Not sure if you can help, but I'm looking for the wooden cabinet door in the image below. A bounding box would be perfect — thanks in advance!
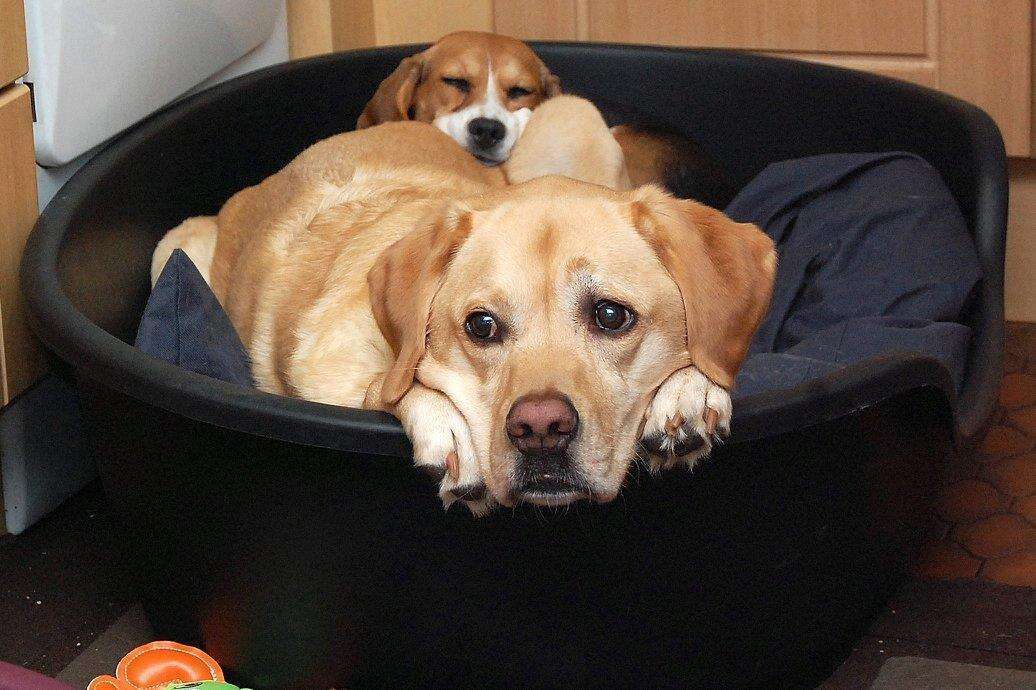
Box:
[585,0,928,55]
[495,0,1033,156]
[0,0,28,86]
[0,85,41,403]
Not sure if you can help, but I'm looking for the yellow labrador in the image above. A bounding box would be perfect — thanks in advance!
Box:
[152,96,775,514]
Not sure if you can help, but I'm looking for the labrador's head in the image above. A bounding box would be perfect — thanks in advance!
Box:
[356,31,560,164]
[369,177,774,509]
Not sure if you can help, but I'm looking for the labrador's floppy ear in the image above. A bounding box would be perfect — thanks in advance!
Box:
[356,54,425,129]
[367,206,473,405]
[628,185,776,389]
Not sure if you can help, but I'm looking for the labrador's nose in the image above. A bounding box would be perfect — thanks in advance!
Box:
[505,392,579,454]
[468,117,506,150]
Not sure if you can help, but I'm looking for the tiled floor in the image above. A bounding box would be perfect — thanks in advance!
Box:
[916,322,1036,586]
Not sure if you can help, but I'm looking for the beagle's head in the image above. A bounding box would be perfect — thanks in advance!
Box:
[356,31,561,165]
[368,178,776,510]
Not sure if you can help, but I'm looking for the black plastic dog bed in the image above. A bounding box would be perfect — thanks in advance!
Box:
[21,45,1006,688]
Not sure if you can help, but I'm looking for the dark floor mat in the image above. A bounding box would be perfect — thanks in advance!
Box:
[871,656,1036,689]
[823,579,1036,688]
[55,605,152,687]
[0,482,136,676]
[869,579,1035,657]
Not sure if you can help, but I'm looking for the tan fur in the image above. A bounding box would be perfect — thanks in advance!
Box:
[628,186,777,388]
[504,96,631,189]
[153,95,775,513]
[151,216,218,287]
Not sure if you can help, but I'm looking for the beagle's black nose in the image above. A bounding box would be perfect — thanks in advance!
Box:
[468,117,506,150]
[506,392,579,455]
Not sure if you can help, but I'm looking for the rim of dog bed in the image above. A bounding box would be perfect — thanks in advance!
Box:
[21,45,992,457]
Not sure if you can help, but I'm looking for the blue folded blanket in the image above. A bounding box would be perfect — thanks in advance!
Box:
[726,152,980,399]
[138,249,254,387]
[137,152,981,403]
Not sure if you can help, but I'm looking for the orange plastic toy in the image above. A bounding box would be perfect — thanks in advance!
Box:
[88,641,226,690]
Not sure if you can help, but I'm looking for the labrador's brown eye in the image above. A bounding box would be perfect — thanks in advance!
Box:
[507,86,533,100]
[593,300,635,332]
[443,76,471,93]
[465,311,499,342]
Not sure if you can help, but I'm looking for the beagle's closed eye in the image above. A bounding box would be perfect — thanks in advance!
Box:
[507,86,533,100]
[442,76,471,93]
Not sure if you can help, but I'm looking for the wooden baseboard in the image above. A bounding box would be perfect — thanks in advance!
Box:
[1007,159,1036,322]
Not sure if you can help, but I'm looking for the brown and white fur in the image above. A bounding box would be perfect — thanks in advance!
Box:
[152,96,775,515]
[357,31,560,165]
[355,31,735,205]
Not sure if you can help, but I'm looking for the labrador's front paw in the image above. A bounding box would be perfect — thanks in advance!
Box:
[639,366,731,473]
[394,383,493,515]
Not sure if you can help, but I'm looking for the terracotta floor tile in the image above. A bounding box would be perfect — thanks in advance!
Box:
[980,551,1036,588]
[921,322,1036,583]
[984,453,1036,499]
[1000,373,1036,409]
[1006,323,1036,356]
[1005,320,1036,338]
[1007,406,1036,435]
[925,516,952,543]
[977,425,1032,460]
[1015,494,1036,525]
[955,514,1036,559]
[936,479,1004,523]
[915,541,981,580]
[1004,349,1025,374]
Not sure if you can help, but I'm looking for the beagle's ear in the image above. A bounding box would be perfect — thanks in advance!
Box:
[628,185,776,389]
[356,54,424,129]
[367,207,473,405]
[539,61,561,97]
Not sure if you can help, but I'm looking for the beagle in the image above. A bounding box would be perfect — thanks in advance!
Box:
[152,96,775,514]
[358,31,558,164]
[357,31,736,205]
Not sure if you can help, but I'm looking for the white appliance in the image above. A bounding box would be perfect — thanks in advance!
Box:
[2,0,289,534]
[24,0,289,207]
